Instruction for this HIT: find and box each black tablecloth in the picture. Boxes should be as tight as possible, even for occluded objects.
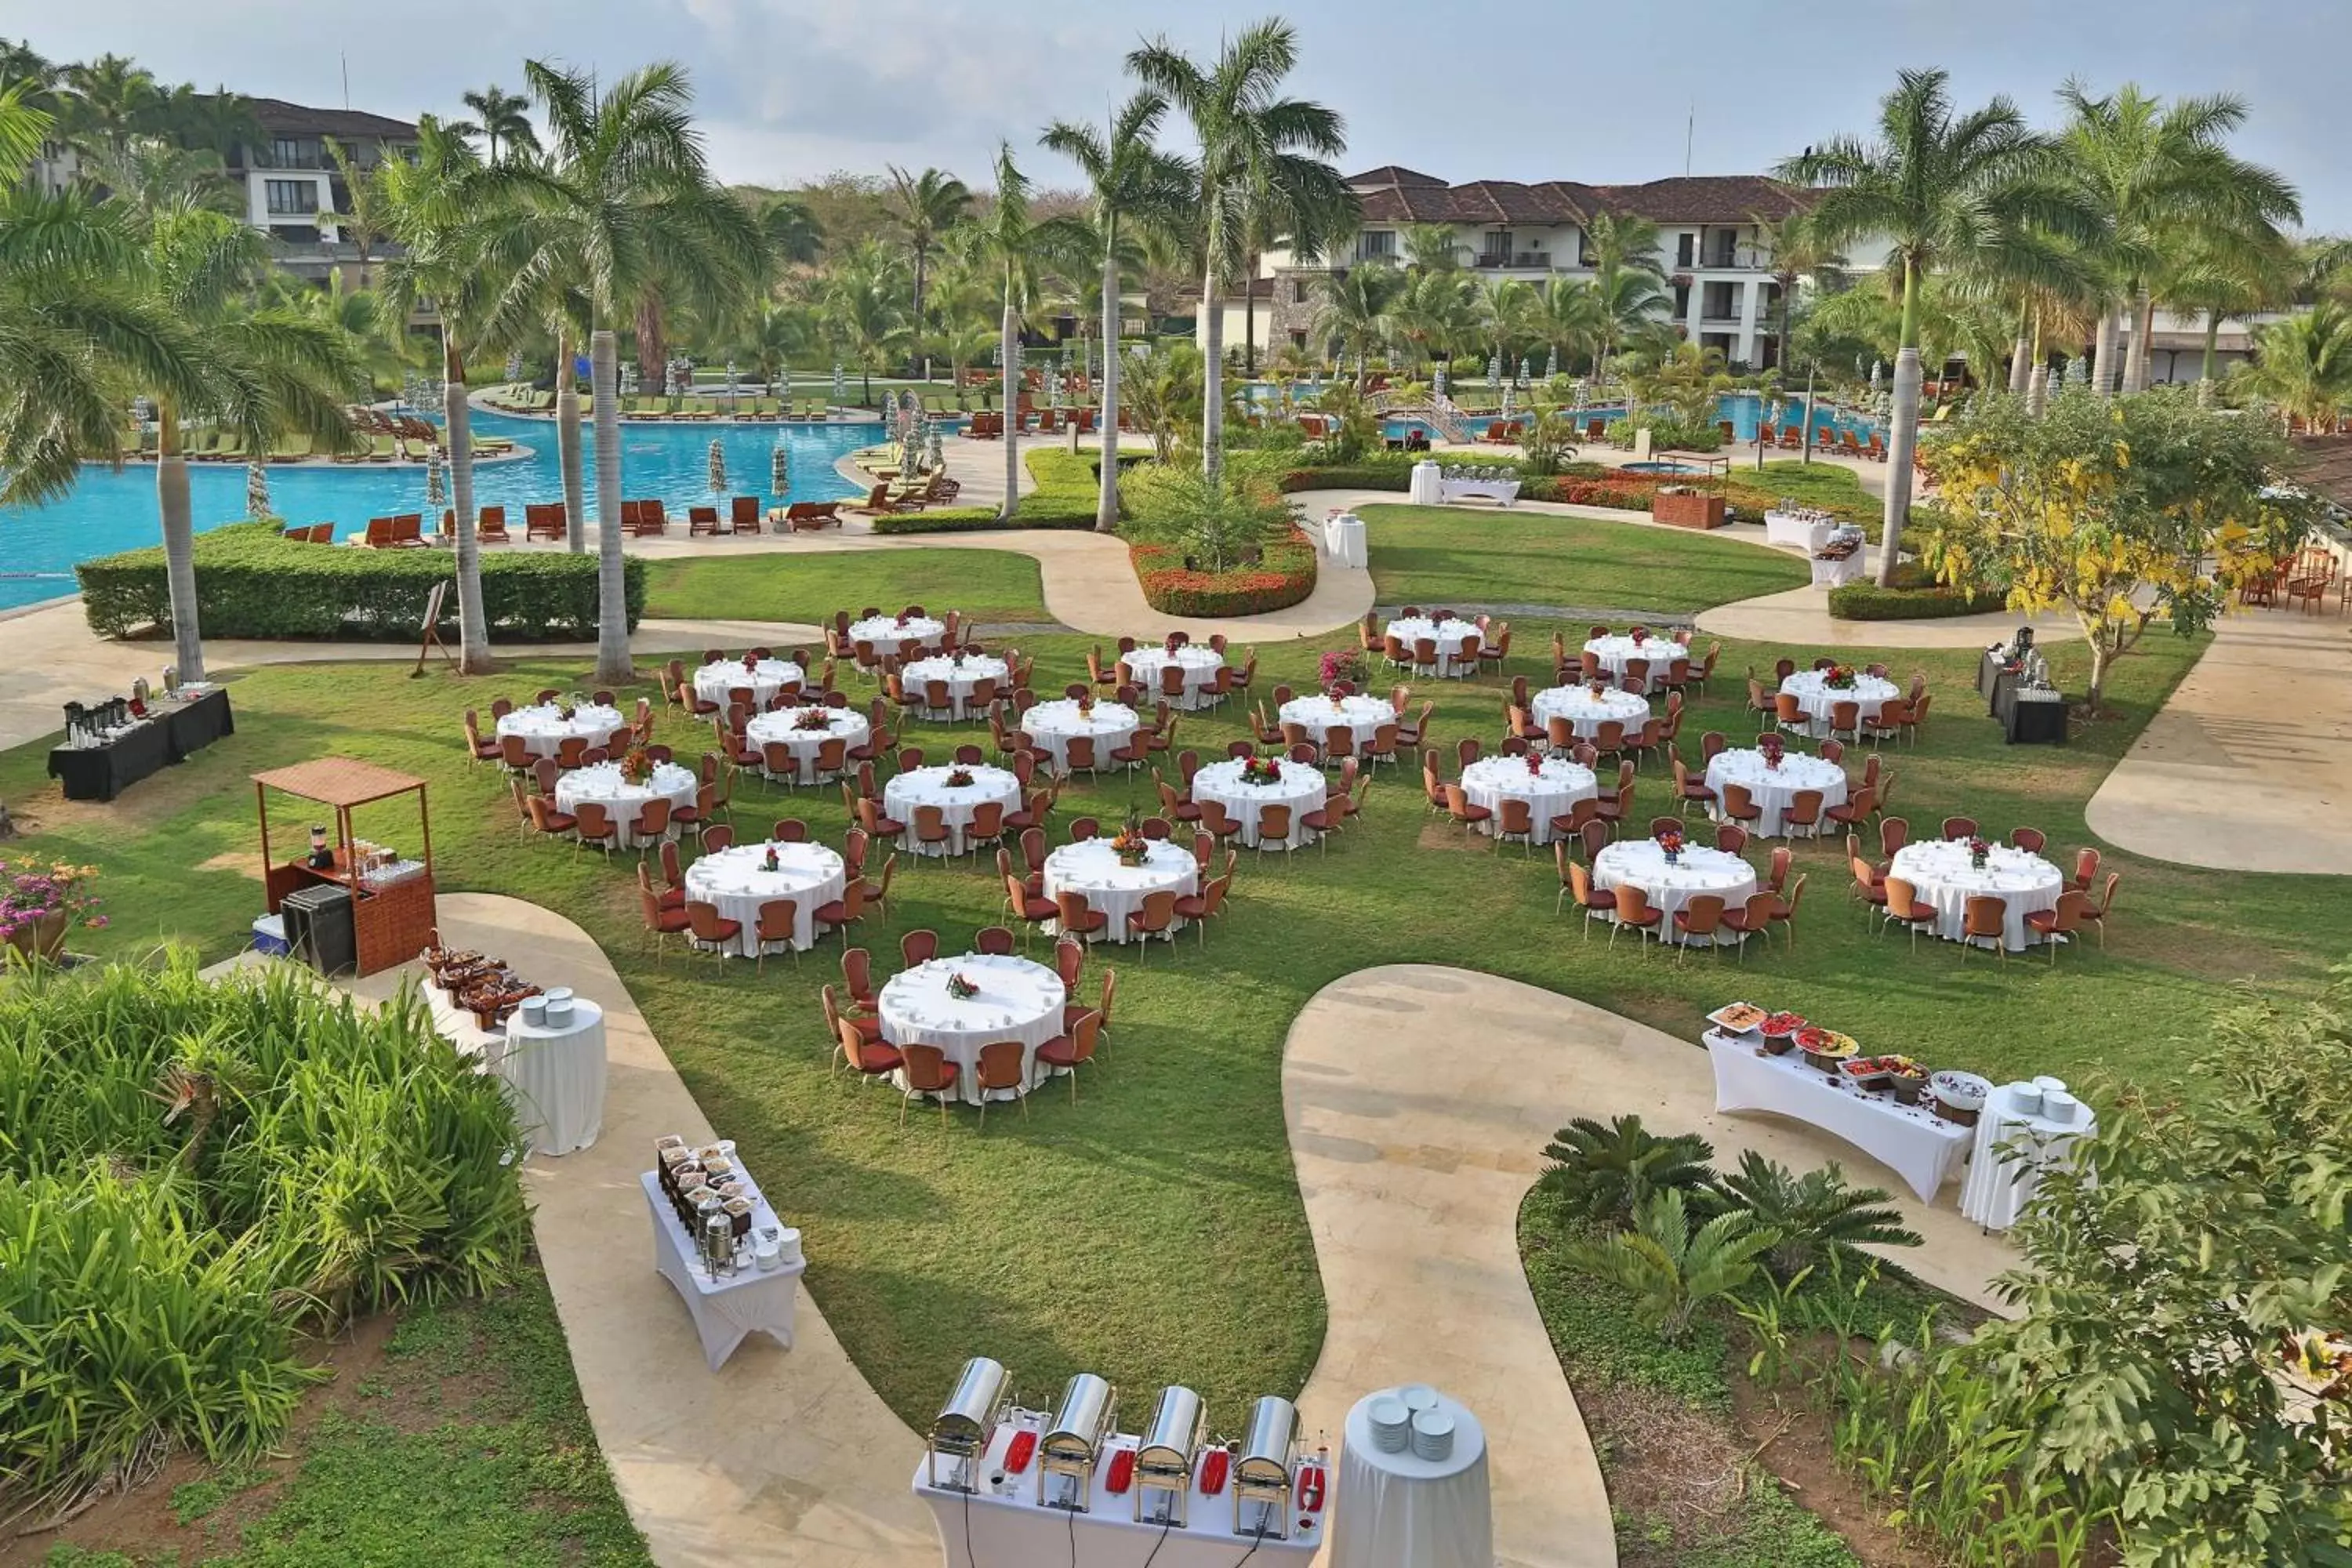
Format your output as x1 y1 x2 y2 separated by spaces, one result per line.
1995 685 2067 746
46 688 235 801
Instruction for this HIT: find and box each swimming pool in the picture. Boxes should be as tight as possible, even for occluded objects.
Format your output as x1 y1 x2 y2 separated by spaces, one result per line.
1379 392 1877 447
0 408 880 613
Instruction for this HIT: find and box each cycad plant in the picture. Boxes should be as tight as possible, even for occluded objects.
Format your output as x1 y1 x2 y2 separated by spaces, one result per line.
1715 1149 1923 1282
1566 1189 1777 1341
1541 1114 1716 1229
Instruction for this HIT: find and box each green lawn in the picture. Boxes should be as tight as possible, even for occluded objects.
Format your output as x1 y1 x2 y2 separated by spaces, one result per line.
641 547 1051 626
1731 459 1879 517
1363 503 1811 615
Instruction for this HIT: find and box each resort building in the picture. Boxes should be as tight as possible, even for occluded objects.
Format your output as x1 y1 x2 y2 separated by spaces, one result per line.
220 98 417 287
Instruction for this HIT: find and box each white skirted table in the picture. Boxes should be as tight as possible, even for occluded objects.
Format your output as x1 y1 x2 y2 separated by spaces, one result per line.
884 764 1024 856
1581 636 1676 691
1022 699 1139 776
1459 756 1598 844
500 1000 608 1156
1530 684 1651 741
681 841 846 955
1323 510 1368 567
1192 757 1327 849
1042 839 1199 944
1704 1029 1971 1201
1779 670 1898 738
1385 616 1482 677
640 1171 804 1371
1593 841 1758 945
1409 460 1520 506
1812 554 1867 588
1704 750 1849 837
554 761 697 848
1280 692 1393 750
1330 1388 1493 1568
1889 840 2065 953
1959 1083 2098 1230
694 657 805 709
1763 509 1838 553
899 655 1007 720
495 702 626 760
846 614 942 658
743 706 869 785
879 953 1067 1105
1120 646 1225 710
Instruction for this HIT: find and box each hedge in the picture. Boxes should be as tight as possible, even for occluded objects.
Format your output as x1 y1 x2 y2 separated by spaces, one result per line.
1131 524 1318 617
872 447 1104 535
76 521 645 641
1828 562 2009 621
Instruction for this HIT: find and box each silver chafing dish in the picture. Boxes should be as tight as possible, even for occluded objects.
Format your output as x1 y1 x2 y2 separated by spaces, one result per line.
1132 1385 1205 1527
1233 1394 1298 1539
1038 1373 1117 1512
927 1357 1011 1492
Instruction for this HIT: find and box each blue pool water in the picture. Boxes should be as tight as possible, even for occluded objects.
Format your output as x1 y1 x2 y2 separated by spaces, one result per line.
1373 392 1878 447
0 408 880 612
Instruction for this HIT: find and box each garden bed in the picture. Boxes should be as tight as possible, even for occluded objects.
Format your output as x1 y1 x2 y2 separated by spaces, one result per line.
1829 562 2008 621
1131 524 1319 616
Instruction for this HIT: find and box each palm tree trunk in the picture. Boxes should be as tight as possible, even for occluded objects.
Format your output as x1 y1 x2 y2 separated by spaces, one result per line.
555 333 586 552
2124 284 2154 394
2092 309 2118 401
913 245 929 383
155 403 205 684
999 292 1020 523
2198 311 2222 405
442 335 492 674
634 294 666 390
1243 252 1258 376
1200 260 1225 486
1776 278 1794 372
1876 260 1922 590
590 328 631 685
1096 239 1121 534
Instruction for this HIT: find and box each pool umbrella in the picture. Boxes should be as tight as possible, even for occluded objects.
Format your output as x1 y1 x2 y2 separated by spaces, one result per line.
1486 350 1501 390
1870 359 1884 393
770 435 789 497
1432 362 1447 398
2065 355 2087 387
504 348 524 383
725 360 739 414
926 425 944 471
708 438 727 493
1501 382 1515 417
832 361 846 409
1545 345 1559 381
1519 355 1533 387
245 459 270 520
779 366 790 413
425 445 445 510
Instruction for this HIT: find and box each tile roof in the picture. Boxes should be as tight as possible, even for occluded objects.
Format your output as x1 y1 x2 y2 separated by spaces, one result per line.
245 96 418 142
1348 172 1813 227
1345 165 1448 187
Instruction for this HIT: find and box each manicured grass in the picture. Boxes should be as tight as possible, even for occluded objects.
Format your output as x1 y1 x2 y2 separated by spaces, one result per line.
1363 503 1811 615
1733 459 1878 516
641 547 1050 626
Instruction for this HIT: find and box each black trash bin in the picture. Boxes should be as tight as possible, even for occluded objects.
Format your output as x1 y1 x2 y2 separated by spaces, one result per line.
281 884 357 977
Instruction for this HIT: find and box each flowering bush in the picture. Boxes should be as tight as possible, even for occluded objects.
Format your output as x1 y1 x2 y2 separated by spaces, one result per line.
1318 649 1368 689
1131 524 1318 617
0 859 105 942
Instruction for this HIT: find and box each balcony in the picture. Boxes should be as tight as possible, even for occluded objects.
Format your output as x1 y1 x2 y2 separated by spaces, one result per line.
1472 252 1553 270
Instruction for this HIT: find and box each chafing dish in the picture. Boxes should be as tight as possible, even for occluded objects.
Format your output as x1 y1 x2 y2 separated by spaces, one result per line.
1132 1385 1204 1527
1038 1373 1117 1512
927 1358 1011 1492
1233 1394 1298 1539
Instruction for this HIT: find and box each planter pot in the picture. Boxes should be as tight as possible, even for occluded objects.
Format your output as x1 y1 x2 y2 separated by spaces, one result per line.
5 910 69 964
1651 491 1726 530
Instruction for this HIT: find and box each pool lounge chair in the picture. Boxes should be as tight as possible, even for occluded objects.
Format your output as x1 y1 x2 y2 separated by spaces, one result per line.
688 505 727 536
848 481 924 517
1839 430 1864 457
477 507 511 543
525 503 566 542
731 495 763 533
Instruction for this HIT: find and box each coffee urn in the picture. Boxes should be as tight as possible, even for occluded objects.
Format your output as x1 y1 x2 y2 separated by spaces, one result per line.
926 1357 1011 1493
1233 1394 1299 1540
1038 1373 1116 1512
1132 1385 1205 1528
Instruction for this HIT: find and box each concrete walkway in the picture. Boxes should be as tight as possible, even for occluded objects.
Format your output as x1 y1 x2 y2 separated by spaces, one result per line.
2087 608 2352 874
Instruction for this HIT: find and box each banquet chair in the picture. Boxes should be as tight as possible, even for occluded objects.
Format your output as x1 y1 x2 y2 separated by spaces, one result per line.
1191 830 1215 873
701 824 736 853
1824 786 1877 835
1773 694 1807 734
579 749 610 768
975 926 1017 956
462 713 501 768
1623 659 1650 693
753 901 802 974
1879 817 1910 858
490 697 516 720
532 757 561 797
964 800 1008 862
1492 799 1539 856
1036 1011 1102 1103
2024 889 2091 964
1673 756 1715 818
1770 660 1795 684
632 797 675 856
1896 692 1931 746
811 880 866 947
1139 817 1173 840
1765 845 1793 895
655 842 689 909
1719 782 1763 829
1828 702 1862 744
910 805 954 859
2080 871 2121 947
684 901 742 967
572 802 619 857
1126 891 1181 955
1671 895 1726 962
840 946 880 1015
1198 798 1242 849
1850 853 1890 920
1254 804 1296 862
1608 884 1663 952
1156 775 1203 826
535 688 563 704
1068 816 1101 841
812 737 849 787
1558 844 1607 924
2071 847 2101 891
1594 768 1637 837
1958 896 2009 964
859 852 898 923
901 929 939 970
1001 857 1059 939
1941 816 1979 841
2010 826 2047 854
974 1040 1030 1131
1718 891 1781 961
499 734 535 776
1860 697 1907 747
894 1044 956 1127
1714 822 1748 856
1171 874 1230 947
1878 877 1936 949
1110 728 1154 775
1443 784 1494 837
953 743 985 766
639 876 694 962
1411 638 1443 680
897 746 927 774
771 818 809 843
1818 740 1845 765
1646 815 1685 840
1700 730 1728 764
1287 742 1320 768
1062 735 1100 782
1056 891 1109 948
1782 789 1826 840
1766 873 1807 949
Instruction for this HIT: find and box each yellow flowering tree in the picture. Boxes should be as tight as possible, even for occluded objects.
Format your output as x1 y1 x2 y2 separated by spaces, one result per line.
1922 387 2317 711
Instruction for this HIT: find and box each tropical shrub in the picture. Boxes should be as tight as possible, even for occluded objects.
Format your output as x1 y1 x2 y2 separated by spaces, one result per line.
1131 525 1318 617
1565 1189 1775 1341
1712 1150 1922 1282
1601 416 1725 452
1828 559 2008 621
1542 1115 1717 1229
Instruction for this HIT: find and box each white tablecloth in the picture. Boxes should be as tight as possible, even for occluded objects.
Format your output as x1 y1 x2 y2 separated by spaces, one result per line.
1704 1030 1972 1201
495 702 626 759
1960 1082 2097 1230
899 654 1008 720
879 953 1065 1105
641 1171 804 1371
743 706 870 784
1121 645 1225 710
1041 839 1198 943
884 764 1023 856
1530 684 1652 741
1764 509 1838 553
682 841 845 954
1582 636 1675 691
1812 554 1867 588
1193 757 1327 848
1386 616 1482 677
1324 510 1368 568
1704 750 1848 837
1280 693 1393 750
1889 840 2065 953
554 761 697 848
1330 1388 1493 1568
694 657 805 709
1022 699 1138 775
1593 840 1758 943
1780 671 1898 737
847 614 943 658
1460 756 1598 844
1409 460 1520 506
502 1000 607 1155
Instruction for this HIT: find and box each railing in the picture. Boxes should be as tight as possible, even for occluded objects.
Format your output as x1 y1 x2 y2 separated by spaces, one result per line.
1363 387 1472 442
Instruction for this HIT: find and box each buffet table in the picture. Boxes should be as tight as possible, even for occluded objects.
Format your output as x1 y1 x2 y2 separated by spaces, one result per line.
1959 1083 2097 1231
1704 1029 1971 1201
1763 509 1838 553
1323 510 1368 568
641 1171 804 1371
419 979 608 1156
1407 461 1519 506
1811 553 1867 588
48 688 235 802
1330 1388 1492 1568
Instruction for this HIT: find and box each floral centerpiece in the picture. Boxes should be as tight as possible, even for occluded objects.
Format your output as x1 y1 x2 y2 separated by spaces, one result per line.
1240 755 1282 786
1524 752 1544 776
622 746 653 786
1 859 105 961
944 768 976 788
1164 632 1185 655
945 971 979 1000
790 706 833 732
761 844 781 873
1656 826 1686 865
1109 811 1150 867
894 611 913 629
1758 733 1784 770
1968 836 1991 872
1076 689 1095 717
1628 626 1649 648
1318 648 1368 690
1823 663 1857 691
1588 677 1608 698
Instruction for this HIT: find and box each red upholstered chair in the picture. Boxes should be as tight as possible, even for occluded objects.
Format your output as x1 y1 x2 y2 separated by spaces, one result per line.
1671 893 1726 961
753 900 801 973
684 900 741 966
901 928 939 970
2010 826 2047 854
1035 1009 1102 1103
1714 822 1749 855
898 1045 960 1128
810 880 865 946
1562 851 1616 934
2078 871 2121 947
1719 781 1762 827
973 1039 1030 1131
975 926 1017 956
1443 782 1493 834
1609 883 1662 950
1053 935 1083 992
1056 891 1109 947
1717 890 1782 961
638 878 692 962
1942 815 1980 841
1879 816 1910 858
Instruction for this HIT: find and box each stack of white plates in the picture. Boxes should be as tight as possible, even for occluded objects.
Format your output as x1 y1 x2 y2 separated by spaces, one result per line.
2043 1090 2079 1125
1410 1407 1454 1461
1399 1384 1438 1414
1367 1397 1410 1453
543 987 575 1025
2011 1081 2043 1116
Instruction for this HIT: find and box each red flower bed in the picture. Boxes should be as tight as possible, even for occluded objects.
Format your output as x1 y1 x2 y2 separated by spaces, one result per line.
1526 472 1671 510
1131 524 1319 617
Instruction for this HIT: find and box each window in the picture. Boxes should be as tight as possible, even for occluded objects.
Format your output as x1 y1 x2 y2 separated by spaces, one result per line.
1289 328 1308 349
1701 281 1739 320
1355 230 1397 261
269 136 319 167
1291 279 1308 304
1675 232 1695 267
1671 281 1691 319
265 179 315 216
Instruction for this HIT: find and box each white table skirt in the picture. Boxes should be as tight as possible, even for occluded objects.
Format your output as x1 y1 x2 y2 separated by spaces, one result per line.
1889 841 2065 953
884 765 1024 856
683 842 845 954
1407 464 1521 506
495 703 626 759
1460 757 1597 844
1593 841 1758 944
554 762 697 848
1812 554 1867 588
1330 1388 1493 1568
1385 617 1480 677
1022 700 1139 775
1323 511 1368 568
744 707 870 784
1581 637 1675 691
1042 839 1198 944
901 655 1008 719
1705 1030 1972 1202
1530 684 1652 740
847 615 943 659
879 953 1066 1105
1120 648 1225 710
1704 750 1849 837
1280 694 1392 750
1193 759 1327 848
1779 671 1897 737
1959 1083 2097 1230
1764 510 1838 552
694 658 805 708
641 1171 804 1371
501 1001 608 1156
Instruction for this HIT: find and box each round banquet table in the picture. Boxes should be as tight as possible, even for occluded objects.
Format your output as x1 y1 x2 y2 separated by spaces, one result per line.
1959 1081 2098 1231
1192 757 1327 849
882 764 1023 856
879 953 1067 1105
1889 840 2064 952
694 657 805 709
846 614 944 659
495 702 626 760
1385 615 1482 677
1704 749 1849 837
743 706 870 785
499 999 606 1156
1021 699 1138 776
1041 839 1199 944
554 761 697 848
1581 635 1678 692
1120 645 1225 710
1279 692 1393 751
681 840 846 955
1778 670 1898 738
1530 684 1652 741
1458 756 1598 844
1330 1388 1494 1568
899 654 1007 720
1593 840 1759 945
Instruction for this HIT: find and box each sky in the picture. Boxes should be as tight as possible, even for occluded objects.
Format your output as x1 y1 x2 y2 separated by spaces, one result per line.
7 0 2345 231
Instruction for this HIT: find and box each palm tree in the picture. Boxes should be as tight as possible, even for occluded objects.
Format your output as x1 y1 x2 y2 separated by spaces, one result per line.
750 191 824 269
317 136 395 289
820 241 910 405
960 143 1082 521
1581 211 1669 373
1748 209 1844 372
1781 68 2096 584
1386 267 1481 376
1128 19 1351 485
1042 91 1193 532
883 165 972 381
1308 260 1400 382
1528 277 1610 376
58 53 159 162
488 60 767 684
2157 227 2297 396
459 84 538 165
172 88 263 166
1401 223 1463 274
731 297 815 401
2056 82 2299 397
2234 302 2352 431
1482 276 1544 379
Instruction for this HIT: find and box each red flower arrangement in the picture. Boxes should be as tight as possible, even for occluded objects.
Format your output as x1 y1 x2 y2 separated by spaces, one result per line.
1968 836 1991 870
1524 753 1544 776
790 706 833 731
1759 734 1785 770
946 971 979 1000
761 844 781 872
1656 827 1686 862
1240 755 1282 786
944 768 976 788
1824 664 1857 691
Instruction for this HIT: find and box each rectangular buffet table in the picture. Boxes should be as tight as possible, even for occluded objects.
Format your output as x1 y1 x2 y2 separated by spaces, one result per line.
641 1171 804 1371
1704 1030 1971 1201
47 688 234 800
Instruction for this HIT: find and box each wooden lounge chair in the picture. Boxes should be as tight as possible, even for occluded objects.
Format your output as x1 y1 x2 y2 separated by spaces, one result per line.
1864 433 1887 461
688 505 726 536
391 513 426 547
477 507 510 544
848 481 924 517
1840 430 1864 457
731 495 763 533
362 516 397 548
797 501 844 530
526 503 567 542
